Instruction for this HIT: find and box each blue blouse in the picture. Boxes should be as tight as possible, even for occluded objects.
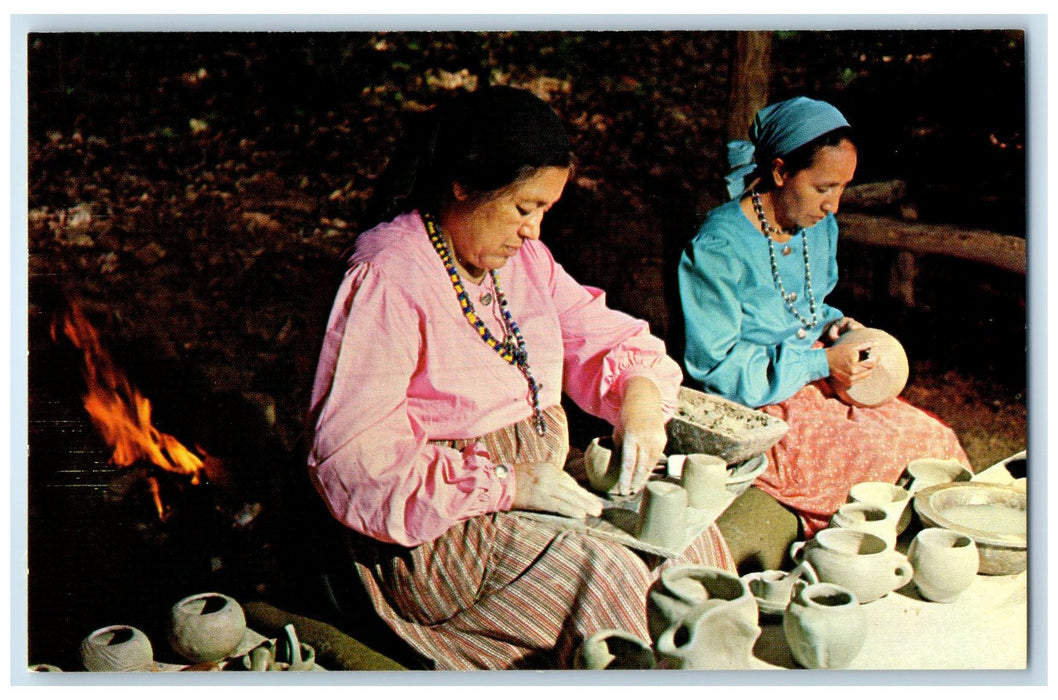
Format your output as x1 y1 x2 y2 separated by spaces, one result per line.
678 199 845 408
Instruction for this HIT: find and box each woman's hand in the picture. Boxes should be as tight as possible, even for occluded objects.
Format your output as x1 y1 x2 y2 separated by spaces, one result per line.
511 462 603 519
823 316 865 344
613 376 667 496
826 341 878 388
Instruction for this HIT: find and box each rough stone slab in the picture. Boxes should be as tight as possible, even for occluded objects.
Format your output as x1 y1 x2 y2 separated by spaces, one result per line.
665 387 789 465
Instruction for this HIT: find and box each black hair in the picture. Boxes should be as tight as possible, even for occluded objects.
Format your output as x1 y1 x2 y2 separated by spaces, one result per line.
368 86 575 223
755 126 856 192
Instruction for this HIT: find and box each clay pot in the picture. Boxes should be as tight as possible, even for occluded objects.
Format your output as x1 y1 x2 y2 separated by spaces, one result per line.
849 481 913 534
830 327 909 408
908 527 980 603
798 529 913 603
636 481 688 549
167 592 247 664
904 458 973 494
647 565 760 670
830 502 898 550
584 436 622 495
783 582 866 669
681 454 727 509
80 624 154 672
574 629 656 670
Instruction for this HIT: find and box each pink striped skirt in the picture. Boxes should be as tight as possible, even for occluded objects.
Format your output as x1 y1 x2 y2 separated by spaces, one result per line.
348 405 734 670
756 380 971 537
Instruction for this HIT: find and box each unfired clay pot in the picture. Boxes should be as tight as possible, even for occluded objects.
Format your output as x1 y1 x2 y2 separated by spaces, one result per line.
647 565 761 670
830 502 898 550
167 592 247 664
783 581 866 669
584 436 622 495
636 481 688 549
80 624 154 672
849 481 913 534
830 327 909 408
799 528 913 603
908 527 979 603
574 629 656 670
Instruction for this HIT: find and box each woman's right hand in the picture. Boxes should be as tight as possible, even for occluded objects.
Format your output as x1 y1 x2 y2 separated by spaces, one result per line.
826 342 878 388
512 462 603 519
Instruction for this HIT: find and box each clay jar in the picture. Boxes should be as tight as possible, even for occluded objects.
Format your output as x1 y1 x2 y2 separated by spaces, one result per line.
907 527 980 603
168 592 247 664
830 502 898 550
647 565 761 670
830 327 909 408
584 436 622 495
799 529 912 603
849 481 913 534
783 582 866 669
636 481 688 549
80 624 154 672
574 629 656 670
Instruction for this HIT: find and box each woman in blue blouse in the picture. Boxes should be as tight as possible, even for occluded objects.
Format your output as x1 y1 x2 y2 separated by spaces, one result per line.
679 97 969 568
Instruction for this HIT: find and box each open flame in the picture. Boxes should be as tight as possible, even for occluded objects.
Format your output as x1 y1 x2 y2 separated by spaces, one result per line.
51 302 204 495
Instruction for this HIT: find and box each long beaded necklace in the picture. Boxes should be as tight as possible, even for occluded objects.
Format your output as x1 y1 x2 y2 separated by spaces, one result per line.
750 190 819 339
423 212 546 436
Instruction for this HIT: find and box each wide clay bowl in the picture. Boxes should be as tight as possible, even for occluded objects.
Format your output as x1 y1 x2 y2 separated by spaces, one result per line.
830 328 909 408
913 482 1026 575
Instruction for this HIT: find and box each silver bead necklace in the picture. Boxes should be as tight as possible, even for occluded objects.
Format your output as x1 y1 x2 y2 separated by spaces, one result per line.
751 190 818 339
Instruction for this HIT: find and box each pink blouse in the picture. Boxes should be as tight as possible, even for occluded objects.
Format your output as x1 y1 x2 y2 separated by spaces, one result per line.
307 212 682 546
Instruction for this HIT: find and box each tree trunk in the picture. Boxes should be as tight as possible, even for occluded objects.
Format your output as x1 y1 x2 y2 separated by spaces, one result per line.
727 32 774 142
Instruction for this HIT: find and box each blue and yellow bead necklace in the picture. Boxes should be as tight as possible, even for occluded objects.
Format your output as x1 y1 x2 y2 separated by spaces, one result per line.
423 212 546 436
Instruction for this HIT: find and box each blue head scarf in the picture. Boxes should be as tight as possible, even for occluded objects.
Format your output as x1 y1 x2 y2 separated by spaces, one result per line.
725 97 850 199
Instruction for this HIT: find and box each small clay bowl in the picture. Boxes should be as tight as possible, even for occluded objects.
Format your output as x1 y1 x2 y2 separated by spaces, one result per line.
80 624 155 672
168 592 247 664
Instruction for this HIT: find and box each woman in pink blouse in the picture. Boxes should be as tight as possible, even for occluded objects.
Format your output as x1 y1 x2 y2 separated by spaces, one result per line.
307 87 733 670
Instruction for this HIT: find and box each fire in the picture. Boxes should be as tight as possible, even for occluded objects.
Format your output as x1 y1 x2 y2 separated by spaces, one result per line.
51 302 204 488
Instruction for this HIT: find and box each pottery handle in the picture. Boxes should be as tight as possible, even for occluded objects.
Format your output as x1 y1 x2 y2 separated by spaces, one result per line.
890 553 914 589
798 559 819 585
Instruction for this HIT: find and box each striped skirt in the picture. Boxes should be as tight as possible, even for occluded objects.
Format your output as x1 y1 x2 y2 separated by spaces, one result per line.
756 379 971 537
347 405 735 670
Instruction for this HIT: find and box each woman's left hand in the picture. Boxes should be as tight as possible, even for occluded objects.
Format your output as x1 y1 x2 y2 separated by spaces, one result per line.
823 316 865 344
613 376 667 496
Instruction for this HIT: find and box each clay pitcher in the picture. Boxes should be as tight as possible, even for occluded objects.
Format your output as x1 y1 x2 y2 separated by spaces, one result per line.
848 481 913 534
168 592 247 664
907 527 980 603
783 581 866 669
647 565 760 670
800 529 913 603
574 629 656 670
829 502 898 550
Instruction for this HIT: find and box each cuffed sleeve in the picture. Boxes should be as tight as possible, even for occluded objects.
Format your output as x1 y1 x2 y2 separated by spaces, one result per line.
532 244 682 424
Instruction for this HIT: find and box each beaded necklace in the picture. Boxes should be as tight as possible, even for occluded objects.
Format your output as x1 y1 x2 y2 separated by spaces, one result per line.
750 190 819 339
423 212 546 436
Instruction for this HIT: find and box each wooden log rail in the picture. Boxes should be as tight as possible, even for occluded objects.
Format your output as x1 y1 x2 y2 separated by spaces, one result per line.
838 212 1027 276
